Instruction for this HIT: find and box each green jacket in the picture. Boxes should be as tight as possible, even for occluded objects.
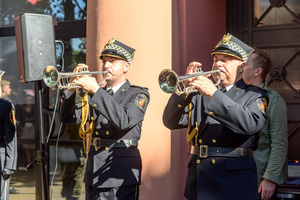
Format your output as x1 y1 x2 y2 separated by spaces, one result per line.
253 82 288 185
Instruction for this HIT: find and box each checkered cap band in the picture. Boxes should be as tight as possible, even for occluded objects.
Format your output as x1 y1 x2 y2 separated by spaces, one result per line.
103 44 133 62
213 33 253 62
216 41 247 61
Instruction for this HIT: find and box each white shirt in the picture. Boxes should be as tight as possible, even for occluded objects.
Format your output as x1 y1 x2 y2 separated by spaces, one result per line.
106 81 126 94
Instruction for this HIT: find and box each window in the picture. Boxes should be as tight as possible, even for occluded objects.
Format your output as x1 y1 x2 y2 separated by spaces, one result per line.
0 1 87 199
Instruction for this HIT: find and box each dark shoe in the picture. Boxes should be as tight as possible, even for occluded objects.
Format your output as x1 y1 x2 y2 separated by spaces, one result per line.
9 187 20 194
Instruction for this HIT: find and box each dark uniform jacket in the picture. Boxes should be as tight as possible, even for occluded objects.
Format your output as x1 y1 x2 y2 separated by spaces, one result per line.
59 80 150 188
0 99 17 199
0 99 17 171
163 79 268 200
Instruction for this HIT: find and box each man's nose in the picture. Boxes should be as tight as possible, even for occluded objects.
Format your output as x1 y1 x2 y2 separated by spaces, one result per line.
212 63 220 69
103 62 110 69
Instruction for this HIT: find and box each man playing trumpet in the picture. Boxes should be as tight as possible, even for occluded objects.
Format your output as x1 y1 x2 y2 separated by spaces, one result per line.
163 33 268 200
59 38 150 200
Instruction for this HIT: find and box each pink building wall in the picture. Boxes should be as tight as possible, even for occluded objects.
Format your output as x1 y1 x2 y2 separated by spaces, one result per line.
171 1 226 199
86 1 225 199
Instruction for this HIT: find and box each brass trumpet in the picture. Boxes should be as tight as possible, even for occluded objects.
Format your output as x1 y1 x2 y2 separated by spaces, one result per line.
43 65 108 89
158 68 221 95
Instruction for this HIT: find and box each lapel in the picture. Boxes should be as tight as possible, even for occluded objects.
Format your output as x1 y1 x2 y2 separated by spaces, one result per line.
226 79 246 101
92 80 132 124
112 80 131 103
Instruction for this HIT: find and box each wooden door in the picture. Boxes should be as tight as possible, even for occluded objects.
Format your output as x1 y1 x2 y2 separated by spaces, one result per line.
227 0 300 184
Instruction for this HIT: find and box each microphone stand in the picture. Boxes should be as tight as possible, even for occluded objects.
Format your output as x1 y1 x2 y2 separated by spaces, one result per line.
34 80 49 200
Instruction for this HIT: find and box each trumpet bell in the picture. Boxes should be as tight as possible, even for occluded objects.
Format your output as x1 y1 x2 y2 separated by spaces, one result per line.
158 69 178 93
43 65 59 88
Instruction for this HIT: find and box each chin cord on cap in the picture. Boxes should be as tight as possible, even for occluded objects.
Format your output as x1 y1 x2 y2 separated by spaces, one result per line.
186 103 199 152
79 92 94 155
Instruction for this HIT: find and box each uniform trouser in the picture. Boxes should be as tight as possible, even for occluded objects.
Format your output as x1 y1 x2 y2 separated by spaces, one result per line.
184 156 258 200
0 148 10 200
0 179 10 200
86 185 139 200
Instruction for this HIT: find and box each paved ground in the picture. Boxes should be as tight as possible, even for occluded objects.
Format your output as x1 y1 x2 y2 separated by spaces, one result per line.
9 169 85 200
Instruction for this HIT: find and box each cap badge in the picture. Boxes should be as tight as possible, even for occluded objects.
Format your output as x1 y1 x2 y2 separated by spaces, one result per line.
222 33 232 43
107 38 115 45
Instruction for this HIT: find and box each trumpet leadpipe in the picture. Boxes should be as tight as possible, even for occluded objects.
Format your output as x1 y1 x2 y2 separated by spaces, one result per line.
158 68 221 95
43 65 108 89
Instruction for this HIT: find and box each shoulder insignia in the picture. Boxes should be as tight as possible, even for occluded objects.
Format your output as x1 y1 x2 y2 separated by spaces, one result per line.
10 109 16 125
256 97 267 115
135 93 149 111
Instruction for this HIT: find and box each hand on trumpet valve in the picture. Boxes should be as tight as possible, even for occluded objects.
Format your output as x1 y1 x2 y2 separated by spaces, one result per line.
184 62 203 86
74 63 89 72
71 64 89 81
74 75 100 94
189 75 217 98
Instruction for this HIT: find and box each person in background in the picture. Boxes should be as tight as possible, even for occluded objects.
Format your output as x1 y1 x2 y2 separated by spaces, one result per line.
60 123 86 200
163 33 268 200
242 48 288 200
0 80 12 102
58 38 150 200
0 70 18 199
19 95 35 166
1 77 20 195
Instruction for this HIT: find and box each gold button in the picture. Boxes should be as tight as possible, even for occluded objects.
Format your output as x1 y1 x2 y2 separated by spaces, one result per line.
212 159 216 164
60 99 63 103
93 104 97 108
178 104 182 108
95 131 99 135
209 111 214 116
106 131 110 135
105 147 109 151
199 139 202 144
122 88 125 91
196 159 200 164
212 139 216 143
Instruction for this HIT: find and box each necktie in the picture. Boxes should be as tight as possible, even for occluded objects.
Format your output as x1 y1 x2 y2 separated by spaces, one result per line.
220 87 227 93
107 88 114 95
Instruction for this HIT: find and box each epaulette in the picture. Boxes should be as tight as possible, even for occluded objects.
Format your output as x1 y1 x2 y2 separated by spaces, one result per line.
246 84 267 94
130 85 149 91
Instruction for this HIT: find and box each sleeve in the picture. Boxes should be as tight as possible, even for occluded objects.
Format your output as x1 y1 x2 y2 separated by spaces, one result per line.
58 91 82 124
89 87 150 131
163 93 192 130
205 89 267 135
4 103 17 170
263 94 288 184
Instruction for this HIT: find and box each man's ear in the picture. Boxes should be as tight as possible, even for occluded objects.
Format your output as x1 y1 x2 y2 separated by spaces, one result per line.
237 63 244 73
239 64 244 73
255 68 263 77
124 62 130 73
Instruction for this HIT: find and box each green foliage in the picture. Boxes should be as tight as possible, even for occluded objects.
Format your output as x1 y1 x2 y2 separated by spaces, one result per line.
0 0 87 26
